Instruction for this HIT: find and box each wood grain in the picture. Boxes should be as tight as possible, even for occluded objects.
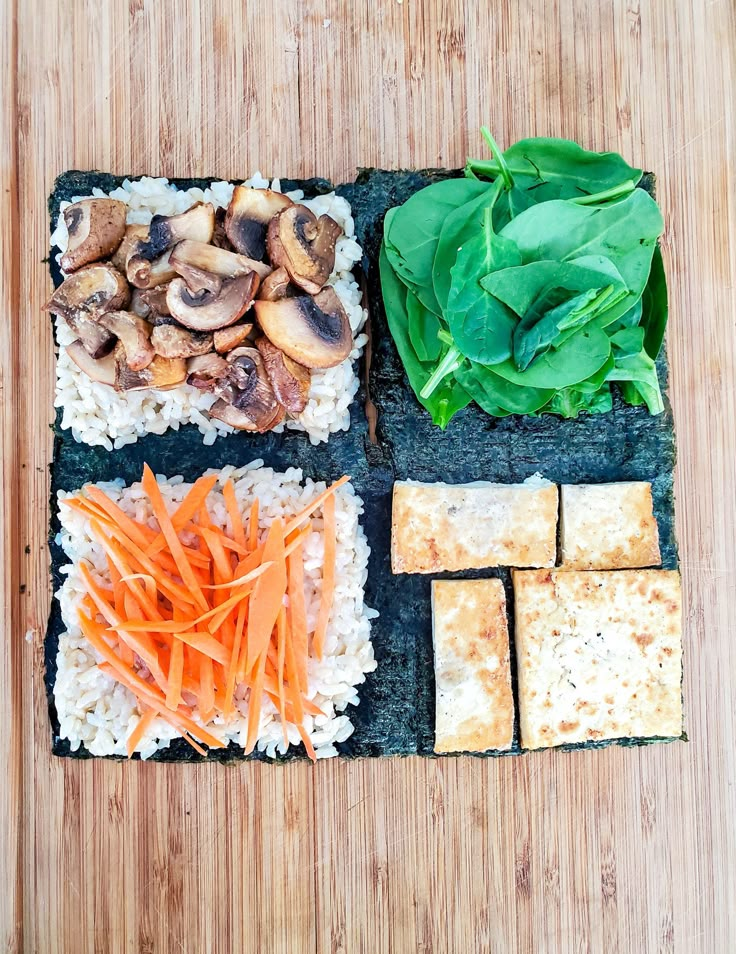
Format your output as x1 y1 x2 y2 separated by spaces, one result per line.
2 1 735 951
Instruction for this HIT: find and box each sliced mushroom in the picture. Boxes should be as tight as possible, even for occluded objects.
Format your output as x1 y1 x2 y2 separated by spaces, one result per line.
213 323 253 353
151 321 213 359
170 239 272 281
186 353 230 390
111 224 148 273
266 205 341 294
45 263 130 357
65 339 116 386
113 344 187 391
257 266 296 302
212 207 234 250
98 311 155 371
208 347 282 431
166 272 259 331
127 203 214 288
136 285 171 318
253 287 352 369
60 199 127 272
224 187 293 260
256 336 310 414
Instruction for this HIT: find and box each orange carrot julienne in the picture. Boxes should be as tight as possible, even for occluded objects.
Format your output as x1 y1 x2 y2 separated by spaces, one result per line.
126 707 158 758
223 480 246 548
144 474 219 557
141 465 209 613
287 540 309 689
276 607 288 745
244 518 287 670
312 493 336 660
283 476 349 537
248 498 259 551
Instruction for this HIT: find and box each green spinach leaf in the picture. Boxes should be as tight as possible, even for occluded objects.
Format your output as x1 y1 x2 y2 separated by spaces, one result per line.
640 246 668 358
491 325 612 389
606 327 664 415
432 185 498 311
445 204 521 365
406 290 443 362
456 362 553 415
466 136 643 203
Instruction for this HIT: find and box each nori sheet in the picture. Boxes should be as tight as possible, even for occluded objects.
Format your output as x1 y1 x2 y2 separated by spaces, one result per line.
46 169 680 762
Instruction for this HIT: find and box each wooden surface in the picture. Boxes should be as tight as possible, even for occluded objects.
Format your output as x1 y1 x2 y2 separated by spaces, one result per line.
2 1 735 951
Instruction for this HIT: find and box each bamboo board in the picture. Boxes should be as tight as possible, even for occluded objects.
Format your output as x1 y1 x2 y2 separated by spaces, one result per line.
2 2 735 951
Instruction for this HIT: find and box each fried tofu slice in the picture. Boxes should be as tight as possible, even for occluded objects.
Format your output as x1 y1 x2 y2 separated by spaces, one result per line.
513 569 683 750
391 477 558 573
560 481 661 570
432 579 514 753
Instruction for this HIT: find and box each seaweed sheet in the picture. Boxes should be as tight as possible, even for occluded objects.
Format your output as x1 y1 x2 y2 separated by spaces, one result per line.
46 170 680 762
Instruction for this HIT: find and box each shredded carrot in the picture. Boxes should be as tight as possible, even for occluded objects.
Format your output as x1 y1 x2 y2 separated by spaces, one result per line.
248 498 259 551
312 493 336 659
141 465 209 613
126 707 157 758
68 464 348 760
223 480 246 548
283 476 349 537
287 539 309 688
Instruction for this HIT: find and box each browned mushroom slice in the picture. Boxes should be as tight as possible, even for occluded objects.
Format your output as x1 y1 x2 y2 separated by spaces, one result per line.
45 263 131 358
212 207 234 251
60 199 128 272
166 272 259 331
65 339 116 386
256 336 310 414
98 311 155 371
111 224 148 273
257 266 297 302
213 322 253 354
113 344 187 391
136 285 171 318
208 347 282 431
186 353 230 390
127 203 215 288
266 205 341 294
253 286 352 369
151 321 213 359
170 239 272 281
224 187 293 260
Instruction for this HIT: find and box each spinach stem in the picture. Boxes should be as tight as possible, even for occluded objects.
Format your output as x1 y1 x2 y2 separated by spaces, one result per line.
420 345 463 399
480 127 514 189
570 179 637 205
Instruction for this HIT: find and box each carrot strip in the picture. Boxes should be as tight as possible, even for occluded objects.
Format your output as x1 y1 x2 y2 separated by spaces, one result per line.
244 650 267 754
223 480 246 548
80 564 166 688
312 493 336 659
245 518 287 670
283 476 349 537
199 652 215 722
125 708 157 758
201 528 234 583
89 521 163 621
223 599 247 719
276 607 288 744
287 540 309 688
163 629 230 666
248 498 259 551
297 724 317 762
103 524 199 608
141 465 209 612
144 474 220 557
180 732 207 757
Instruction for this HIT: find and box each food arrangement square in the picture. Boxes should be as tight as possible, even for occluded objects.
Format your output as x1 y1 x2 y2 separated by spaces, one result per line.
45 133 684 761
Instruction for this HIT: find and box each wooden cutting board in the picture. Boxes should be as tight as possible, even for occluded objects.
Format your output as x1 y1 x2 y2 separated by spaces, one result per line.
2 1 734 951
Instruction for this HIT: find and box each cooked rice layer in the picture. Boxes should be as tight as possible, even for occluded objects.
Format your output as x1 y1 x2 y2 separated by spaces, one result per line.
53 462 377 760
51 175 367 448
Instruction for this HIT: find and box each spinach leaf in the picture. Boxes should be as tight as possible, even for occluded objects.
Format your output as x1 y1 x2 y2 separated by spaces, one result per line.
406 290 443 362
606 327 664 415
465 137 643 203
379 244 472 427
640 246 668 358
513 285 608 371
432 185 498 311
542 382 613 417
384 178 489 298
499 189 663 321
456 362 553 415
482 257 627 317
491 325 612 389
445 204 521 364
